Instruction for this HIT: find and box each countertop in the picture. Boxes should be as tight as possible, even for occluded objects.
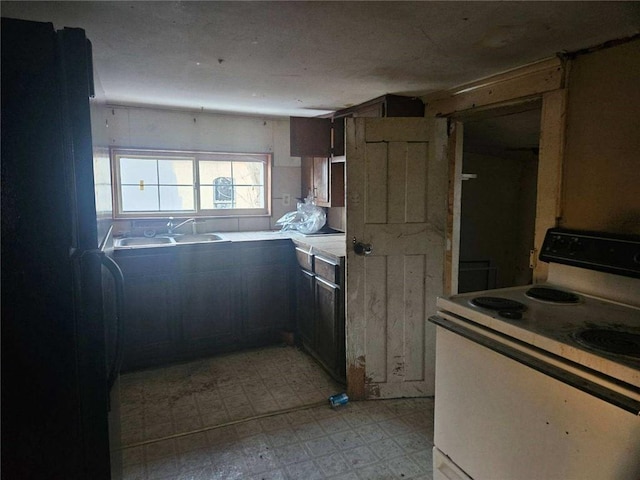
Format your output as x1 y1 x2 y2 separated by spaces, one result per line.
114 230 347 259
217 230 346 258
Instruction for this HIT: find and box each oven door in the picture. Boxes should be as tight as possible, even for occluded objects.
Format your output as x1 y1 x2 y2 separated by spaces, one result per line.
431 316 640 480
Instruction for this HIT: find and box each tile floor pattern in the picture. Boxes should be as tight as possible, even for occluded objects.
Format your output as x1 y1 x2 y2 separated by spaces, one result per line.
120 346 344 446
119 346 435 480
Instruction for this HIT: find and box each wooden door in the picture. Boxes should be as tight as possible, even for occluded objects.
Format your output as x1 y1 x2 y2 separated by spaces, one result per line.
345 117 448 399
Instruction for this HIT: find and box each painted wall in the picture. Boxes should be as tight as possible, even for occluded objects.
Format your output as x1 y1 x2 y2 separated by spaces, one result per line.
460 151 538 290
104 106 301 233
562 39 640 234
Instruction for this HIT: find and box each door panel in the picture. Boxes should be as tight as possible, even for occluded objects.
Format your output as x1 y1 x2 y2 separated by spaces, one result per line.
346 117 447 399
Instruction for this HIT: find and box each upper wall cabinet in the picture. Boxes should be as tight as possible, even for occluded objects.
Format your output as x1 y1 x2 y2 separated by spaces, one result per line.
336 94 425 119
290 117 332 157
290 94 425 159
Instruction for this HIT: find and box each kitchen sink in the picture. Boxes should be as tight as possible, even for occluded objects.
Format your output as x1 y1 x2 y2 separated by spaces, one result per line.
171 233 227 243
116 237 174 247
115 233 228 248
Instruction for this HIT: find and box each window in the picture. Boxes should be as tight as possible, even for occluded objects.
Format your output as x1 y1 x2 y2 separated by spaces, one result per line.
111 148 271 218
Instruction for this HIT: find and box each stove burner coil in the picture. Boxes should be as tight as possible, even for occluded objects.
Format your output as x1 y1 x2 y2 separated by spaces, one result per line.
526 287 580 304
471 296 526 311
574 329 640 358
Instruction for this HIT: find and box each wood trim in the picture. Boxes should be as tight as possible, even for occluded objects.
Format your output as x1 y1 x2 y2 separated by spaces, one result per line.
533 89 567 282
345 117 367 400
445 121 463 295
425 57 563 117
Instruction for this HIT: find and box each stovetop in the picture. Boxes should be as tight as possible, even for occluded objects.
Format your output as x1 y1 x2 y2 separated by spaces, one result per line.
437 228 640 387
437 283 640 388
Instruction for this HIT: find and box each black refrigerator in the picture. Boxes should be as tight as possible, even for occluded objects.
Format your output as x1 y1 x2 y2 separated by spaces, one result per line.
1 18 124 479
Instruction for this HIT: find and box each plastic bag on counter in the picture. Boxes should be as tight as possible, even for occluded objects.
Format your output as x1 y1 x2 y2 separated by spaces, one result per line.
276 194 326 234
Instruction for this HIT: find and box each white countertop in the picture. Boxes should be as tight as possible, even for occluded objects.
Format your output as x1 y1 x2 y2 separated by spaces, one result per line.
214 230 347 258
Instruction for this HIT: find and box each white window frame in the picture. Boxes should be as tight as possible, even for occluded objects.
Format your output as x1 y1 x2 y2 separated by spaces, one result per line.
111 147 272 219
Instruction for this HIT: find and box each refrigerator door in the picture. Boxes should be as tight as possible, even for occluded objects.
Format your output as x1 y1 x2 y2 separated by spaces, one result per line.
58 25 114 478
1 18 112 479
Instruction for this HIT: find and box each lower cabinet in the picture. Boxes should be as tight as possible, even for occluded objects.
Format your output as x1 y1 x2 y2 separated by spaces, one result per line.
122 273 176 369
294 247 346 382
315 277 340 372
116 240 294 371
178 268 240 353
296 268 315 346
241 264 292 343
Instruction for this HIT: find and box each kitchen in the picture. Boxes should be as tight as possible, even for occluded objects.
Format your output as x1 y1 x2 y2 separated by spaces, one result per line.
2 2 640 480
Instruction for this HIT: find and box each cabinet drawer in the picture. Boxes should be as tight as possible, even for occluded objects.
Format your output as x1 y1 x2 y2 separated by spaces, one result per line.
314 255 340 284
295 247 314 271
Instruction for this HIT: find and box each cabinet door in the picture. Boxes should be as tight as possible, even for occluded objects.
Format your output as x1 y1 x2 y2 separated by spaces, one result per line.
178 269 239 354
332 117 345 157
301 156 313 200
313 156 330 206
296 268 315 347
290 117 331 156
315 276 340 371
122 274 175 370
241 264 292 342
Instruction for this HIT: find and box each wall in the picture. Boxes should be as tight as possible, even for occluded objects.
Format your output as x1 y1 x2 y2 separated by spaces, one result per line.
561 39 640 234
460 151 538 289
104 106 300 233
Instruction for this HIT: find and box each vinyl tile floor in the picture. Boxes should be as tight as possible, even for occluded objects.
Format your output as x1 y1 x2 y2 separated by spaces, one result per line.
119 346 435 480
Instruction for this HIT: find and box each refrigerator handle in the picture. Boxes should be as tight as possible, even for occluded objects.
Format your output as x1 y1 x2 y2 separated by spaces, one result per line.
100 253 125 391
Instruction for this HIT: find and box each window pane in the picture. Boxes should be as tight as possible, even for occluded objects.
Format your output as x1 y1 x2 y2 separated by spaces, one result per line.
120 157 158 184
121 185 160 211
234 186 264 208
113 148 270 216
200 184 215 209
158 159 194 185
159 185 194 211
199 161 232 186
233 161 264 185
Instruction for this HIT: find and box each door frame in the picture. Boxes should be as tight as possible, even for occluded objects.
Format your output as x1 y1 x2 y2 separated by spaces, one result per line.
425 57 568 294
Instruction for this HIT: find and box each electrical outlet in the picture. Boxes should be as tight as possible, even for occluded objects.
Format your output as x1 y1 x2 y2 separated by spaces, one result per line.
282 193 291 206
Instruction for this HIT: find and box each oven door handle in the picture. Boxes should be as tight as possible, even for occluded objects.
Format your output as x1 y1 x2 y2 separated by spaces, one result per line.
429 315 640 416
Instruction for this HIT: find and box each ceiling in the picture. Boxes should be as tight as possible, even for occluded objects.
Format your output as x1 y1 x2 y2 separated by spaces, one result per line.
3 1 639 118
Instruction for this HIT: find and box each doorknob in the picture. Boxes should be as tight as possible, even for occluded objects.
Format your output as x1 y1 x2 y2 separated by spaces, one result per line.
353 237 372 256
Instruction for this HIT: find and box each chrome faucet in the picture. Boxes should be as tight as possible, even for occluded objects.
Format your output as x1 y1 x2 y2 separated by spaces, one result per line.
167 217 195 234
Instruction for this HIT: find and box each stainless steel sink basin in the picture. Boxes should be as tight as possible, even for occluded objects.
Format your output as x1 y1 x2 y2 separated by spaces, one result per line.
171 233 226 243
116 237 175 247
115 233 228 248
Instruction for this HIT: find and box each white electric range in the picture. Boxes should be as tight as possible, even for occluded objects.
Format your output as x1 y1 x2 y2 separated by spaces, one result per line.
431 229 640 480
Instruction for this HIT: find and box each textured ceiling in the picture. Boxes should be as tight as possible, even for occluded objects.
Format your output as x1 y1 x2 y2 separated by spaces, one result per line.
3 1 639 117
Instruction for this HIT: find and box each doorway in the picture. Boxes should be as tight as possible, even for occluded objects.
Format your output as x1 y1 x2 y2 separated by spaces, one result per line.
457 104 541 293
